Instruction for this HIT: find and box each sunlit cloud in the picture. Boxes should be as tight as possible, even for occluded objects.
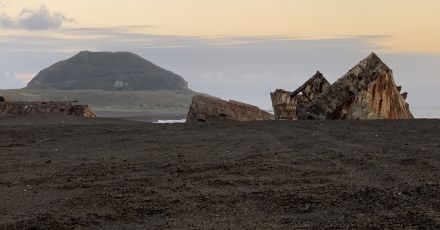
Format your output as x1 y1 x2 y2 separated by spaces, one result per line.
14 72 34 82
0 0 8 8
0 5 75 30
0 72 34 89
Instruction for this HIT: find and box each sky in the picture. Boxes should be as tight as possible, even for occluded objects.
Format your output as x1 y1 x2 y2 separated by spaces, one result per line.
0 0 439 115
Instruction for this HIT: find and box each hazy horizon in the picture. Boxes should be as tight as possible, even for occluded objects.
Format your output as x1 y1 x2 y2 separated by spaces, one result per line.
1 0 439 113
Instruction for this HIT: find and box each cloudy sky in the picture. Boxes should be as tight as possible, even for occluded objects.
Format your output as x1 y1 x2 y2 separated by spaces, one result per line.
0 0 439 114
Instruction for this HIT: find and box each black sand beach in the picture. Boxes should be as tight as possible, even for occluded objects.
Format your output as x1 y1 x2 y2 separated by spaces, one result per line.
1 117 440 229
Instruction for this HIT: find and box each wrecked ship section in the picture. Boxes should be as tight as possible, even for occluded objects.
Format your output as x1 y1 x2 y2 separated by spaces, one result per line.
272 53 414 120
271 71 330 120
186 95 273 122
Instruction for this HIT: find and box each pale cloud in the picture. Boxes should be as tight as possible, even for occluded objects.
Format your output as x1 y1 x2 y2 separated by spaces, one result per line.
14 72 34 83
0 0 8 8
1 1 438 52
0 5 75 30
0 72 33 89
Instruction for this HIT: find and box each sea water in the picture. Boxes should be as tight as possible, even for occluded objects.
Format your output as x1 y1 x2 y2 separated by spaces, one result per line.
411 107 440 119
154 119 186 124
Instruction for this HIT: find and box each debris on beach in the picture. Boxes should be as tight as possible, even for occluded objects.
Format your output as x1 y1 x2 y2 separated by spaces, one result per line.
0 100 97 118
272 53 414 120
271 71 330 120
186 95 272 122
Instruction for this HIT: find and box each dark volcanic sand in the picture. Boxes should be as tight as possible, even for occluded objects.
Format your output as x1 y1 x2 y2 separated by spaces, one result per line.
1 117 440 229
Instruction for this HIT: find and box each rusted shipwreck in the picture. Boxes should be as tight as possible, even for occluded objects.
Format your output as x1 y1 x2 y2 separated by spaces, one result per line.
0 100 96 118
187 95 272 122
271 71 330 120
271 53 414 120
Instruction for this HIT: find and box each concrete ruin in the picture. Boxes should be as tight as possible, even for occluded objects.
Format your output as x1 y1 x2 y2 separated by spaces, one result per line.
0 100 97 118
187 95 273 122
272 53 414 120
271 71 330 120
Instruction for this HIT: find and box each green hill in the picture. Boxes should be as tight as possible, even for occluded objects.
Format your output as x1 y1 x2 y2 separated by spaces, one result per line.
27 51 188 91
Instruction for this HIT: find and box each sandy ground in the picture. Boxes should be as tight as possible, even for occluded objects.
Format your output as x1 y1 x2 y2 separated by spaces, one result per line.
1 116 440 229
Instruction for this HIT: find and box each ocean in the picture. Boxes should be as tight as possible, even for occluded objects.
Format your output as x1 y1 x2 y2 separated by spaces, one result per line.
411 107 440 119
154 119 186 124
